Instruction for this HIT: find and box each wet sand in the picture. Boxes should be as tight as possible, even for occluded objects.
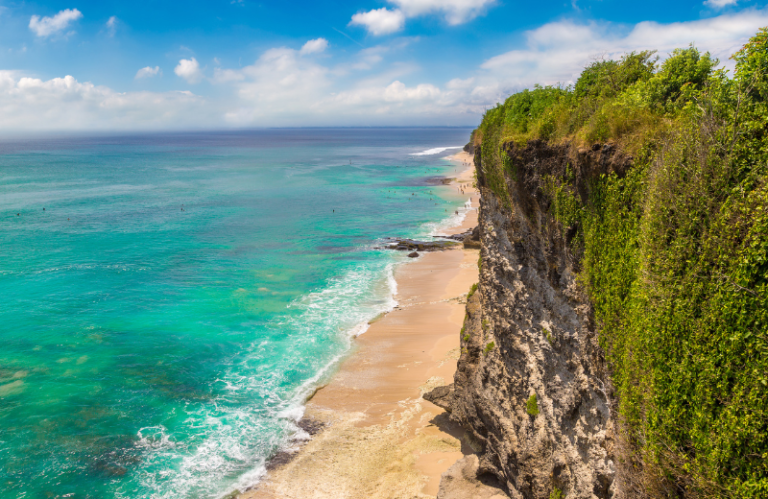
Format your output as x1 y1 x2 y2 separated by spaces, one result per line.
241 150 478 499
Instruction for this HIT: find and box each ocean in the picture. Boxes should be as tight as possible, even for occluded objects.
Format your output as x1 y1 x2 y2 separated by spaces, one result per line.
0 128 474 499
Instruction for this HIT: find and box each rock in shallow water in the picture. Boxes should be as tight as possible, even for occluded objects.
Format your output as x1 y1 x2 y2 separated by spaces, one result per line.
380 237 459 252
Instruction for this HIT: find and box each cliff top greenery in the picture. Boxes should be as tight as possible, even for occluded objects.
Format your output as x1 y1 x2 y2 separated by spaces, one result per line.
476 42 720 154
474 28 768 498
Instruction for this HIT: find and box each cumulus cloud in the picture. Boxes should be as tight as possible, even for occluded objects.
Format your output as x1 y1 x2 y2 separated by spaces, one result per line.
705 0 739 8
175 58 203 84
5 10 768 130
29 8 83 38
349 0 495 36
350 8 406 36
135 66 161 79
220 46 331 124
300 38 329 55
388 0 496 25
0 71 210 131
480 10 768 95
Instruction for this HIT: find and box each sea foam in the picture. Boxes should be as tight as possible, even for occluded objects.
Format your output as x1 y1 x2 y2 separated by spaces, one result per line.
410 146 463 156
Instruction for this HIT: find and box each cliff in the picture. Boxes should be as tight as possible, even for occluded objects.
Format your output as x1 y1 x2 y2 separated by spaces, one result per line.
430 142 628 499
428 28 768 499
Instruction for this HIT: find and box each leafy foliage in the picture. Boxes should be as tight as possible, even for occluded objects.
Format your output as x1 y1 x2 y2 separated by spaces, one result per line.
645 46 717 110
484 341 495 355
474 28 768 497
526 394 539 416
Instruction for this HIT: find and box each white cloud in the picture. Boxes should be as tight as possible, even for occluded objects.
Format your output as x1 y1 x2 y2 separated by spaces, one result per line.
175 58 203 84
212 68 245 83
383 80 440 101
480 10 768 96
4 10 768 130
349 0 495 37
220 47 331 123
29 8 83 38
0 71 210 131
705 0 739 8
388 0 495 25
350 8 406 36
135 66 161 79
106 16 118 36
300 38 329 55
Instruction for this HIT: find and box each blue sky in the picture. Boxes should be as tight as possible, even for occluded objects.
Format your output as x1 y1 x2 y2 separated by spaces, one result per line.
0 0 766 131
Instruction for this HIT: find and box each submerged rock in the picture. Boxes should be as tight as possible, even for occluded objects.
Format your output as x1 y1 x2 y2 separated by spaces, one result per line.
380 237 459 252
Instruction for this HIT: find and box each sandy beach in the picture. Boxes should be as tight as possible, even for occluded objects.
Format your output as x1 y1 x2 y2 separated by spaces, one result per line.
240 150 478 499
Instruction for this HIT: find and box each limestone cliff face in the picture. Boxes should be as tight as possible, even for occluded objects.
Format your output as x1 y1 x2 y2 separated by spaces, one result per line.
441 141 634 499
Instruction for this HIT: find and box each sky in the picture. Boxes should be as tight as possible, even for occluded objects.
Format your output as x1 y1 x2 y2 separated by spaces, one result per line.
0 0 767 132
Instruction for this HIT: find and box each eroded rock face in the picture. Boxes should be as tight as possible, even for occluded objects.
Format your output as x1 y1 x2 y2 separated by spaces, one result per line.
437 455 507 499
446 143 621 499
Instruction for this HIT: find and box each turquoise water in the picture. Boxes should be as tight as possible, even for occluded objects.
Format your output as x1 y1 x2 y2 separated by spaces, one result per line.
0 128 473 499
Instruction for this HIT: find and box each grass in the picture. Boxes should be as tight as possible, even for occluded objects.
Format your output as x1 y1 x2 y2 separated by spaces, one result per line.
483 341 495 355
473 29 768 497
526 394 539 416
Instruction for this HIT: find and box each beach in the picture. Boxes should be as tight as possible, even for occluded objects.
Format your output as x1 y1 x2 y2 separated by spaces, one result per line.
241 150 478 499
0 129 480 499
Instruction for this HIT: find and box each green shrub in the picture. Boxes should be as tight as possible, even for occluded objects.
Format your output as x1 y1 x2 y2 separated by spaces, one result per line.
484 341 495 355
549 488 563 499
471 28 768 497
504 85 569 135
574 51 656 100
645 45 717 110
526 394 539 416
467 283 478 299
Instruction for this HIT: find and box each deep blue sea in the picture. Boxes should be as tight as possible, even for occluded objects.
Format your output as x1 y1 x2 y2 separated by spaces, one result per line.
0 128 474 499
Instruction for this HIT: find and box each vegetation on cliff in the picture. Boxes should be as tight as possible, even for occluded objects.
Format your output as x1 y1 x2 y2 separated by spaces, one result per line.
474 28 768 498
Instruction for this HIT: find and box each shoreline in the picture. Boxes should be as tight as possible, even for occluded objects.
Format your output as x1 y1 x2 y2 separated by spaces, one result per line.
239 150 478 499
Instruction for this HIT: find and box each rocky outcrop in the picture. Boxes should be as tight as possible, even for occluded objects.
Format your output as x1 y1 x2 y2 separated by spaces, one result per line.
423 384 454 413
432 226 481 249
380 237 459 252
427 141 631 499
463 225 481 249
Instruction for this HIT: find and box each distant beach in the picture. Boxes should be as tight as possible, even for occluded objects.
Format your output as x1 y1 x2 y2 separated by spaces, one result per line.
241 150 478 499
